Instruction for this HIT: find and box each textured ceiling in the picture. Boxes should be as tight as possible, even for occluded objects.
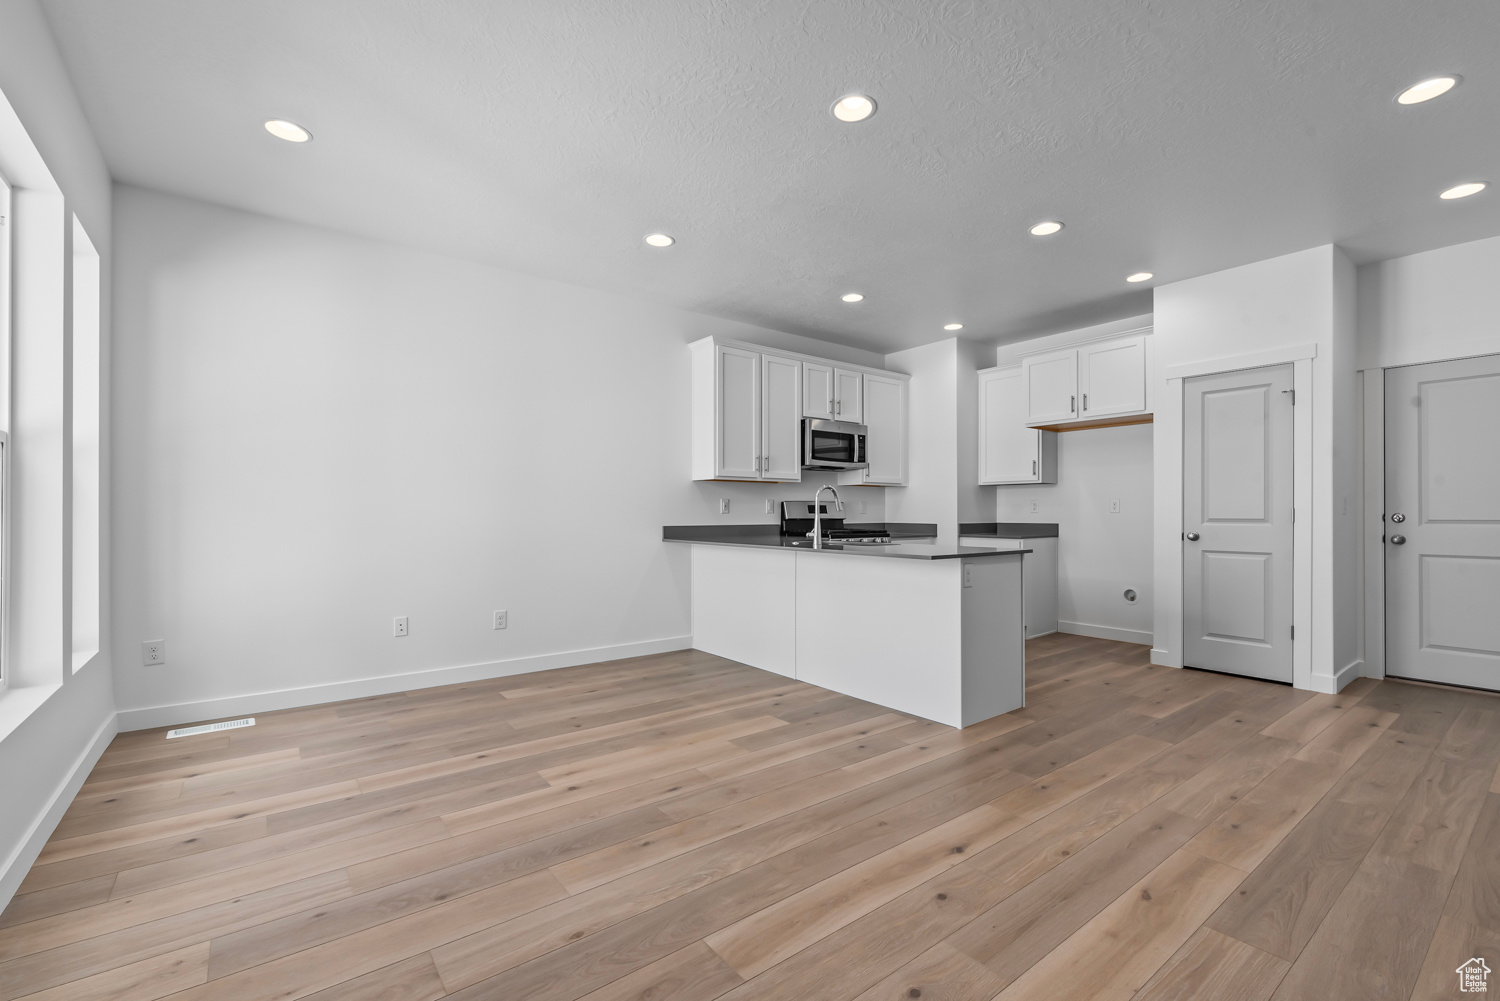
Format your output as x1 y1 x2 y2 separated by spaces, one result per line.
38 0 1500 352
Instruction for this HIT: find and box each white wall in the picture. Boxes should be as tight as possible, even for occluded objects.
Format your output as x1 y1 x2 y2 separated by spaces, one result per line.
0 0 116 911
883 339 957 540
1357 233 1500 371
994 424 1154 643
1152 244 1360 693
110 186 885 729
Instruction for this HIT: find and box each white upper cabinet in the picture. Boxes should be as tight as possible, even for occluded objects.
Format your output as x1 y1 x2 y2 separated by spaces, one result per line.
761 353 803 481
802 362 835 420
1023 348 1080 424
834 368 863 423
842 372 908 486
715 344 762 480
978 366 1057 484
692 340 802 481
692 337 905 484
1019 332 1150 428
1078 335 1147 419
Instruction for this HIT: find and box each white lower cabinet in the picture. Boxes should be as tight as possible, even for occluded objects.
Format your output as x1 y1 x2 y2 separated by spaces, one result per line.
960 536 1059 638
978 366 1057 484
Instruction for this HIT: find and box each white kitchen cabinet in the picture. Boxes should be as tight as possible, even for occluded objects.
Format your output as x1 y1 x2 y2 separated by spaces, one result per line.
693 336 906 485
691 340 802 481
761 353 803 480
714 344 761 479
834 368 863 423
1020 333 1149 428
978 366 1057 484
959 535 1059 638
1023 348 1080 424
1078 335 1147 419
802 362 834 420
840 371 908 486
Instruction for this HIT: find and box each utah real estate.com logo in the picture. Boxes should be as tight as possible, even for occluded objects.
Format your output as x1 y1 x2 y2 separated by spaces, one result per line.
1458 958 1491 993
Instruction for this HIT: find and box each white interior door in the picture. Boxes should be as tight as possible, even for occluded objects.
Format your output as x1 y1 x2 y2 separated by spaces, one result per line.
1385 354 1500 690
1183 365 1294 682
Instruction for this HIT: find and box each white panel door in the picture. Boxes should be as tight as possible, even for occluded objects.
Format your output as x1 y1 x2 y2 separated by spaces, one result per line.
1386 354 1500 689
1079 335 1147 418
716 344 761 479
834 368 863 423
802 362 834 419
1183 365 1294 682
1023 349 1079 424
761 353 803 482
860 372 908 485
979 367 1041 483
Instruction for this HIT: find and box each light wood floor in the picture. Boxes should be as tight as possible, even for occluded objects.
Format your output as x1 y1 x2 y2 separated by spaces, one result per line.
3 634 1499 1001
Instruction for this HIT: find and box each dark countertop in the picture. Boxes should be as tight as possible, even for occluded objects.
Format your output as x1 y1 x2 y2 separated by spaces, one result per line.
663 525 1028 561
959 522 1060 539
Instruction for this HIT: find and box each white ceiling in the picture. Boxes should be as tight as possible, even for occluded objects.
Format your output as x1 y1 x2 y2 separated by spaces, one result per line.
38 0 1500 353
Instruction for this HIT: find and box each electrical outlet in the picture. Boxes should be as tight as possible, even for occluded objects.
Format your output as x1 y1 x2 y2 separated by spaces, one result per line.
493 609 508 630
1109 498 1121 514
393 616 409 637
142 640 165 665
859 500 867 514
962 564 975 588
719 498 731 515
764 498 774 515
1029 500 1039 514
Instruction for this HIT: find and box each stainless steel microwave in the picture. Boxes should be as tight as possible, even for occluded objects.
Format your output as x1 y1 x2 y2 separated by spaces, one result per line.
802 419 868 470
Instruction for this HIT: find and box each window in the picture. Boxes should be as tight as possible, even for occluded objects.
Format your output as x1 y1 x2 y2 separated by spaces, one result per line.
71 216 100 671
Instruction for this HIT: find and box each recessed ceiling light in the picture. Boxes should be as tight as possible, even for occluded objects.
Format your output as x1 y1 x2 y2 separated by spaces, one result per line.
1029 221 1064 236
264 119 312 143
1440 182 1487 200
841 293 864 302
644 233 675 247
1397 76 1459 105
1126 272 1154 283
944 323 964 331
831 95 877 123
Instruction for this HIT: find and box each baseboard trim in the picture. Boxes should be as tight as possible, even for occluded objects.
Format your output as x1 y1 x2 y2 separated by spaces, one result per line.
116 635 694 732
1059 621 1154 646
1311 658 1365 695
0 712 118 913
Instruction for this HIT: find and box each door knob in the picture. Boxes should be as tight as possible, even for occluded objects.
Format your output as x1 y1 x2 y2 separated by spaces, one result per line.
1390 534 1406 545
1185 532 1201 542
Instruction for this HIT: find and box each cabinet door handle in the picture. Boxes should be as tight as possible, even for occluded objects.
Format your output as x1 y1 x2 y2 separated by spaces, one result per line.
1070 395 1076 413
835 398 840 415
1032 459 1037 476
1083 393 1088 411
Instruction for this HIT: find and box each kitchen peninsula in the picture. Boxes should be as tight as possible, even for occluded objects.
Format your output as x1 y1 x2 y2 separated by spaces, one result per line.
665 525 1028 727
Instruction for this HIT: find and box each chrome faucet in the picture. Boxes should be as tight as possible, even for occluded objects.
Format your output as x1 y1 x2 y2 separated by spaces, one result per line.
811 484 844 550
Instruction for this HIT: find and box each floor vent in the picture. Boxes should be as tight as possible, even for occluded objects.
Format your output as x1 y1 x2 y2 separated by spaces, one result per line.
166 717 256 739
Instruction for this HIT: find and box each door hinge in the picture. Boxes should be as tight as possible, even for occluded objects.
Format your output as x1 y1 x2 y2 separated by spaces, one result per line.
1290 625 1295 641
1291 507 1295 522
1282 389 1295 405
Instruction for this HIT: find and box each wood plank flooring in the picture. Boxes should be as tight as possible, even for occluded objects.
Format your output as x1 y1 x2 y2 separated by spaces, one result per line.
4 633 1499 1000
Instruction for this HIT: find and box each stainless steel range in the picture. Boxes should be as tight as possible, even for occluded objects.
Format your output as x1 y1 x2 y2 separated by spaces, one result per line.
779 500 892 544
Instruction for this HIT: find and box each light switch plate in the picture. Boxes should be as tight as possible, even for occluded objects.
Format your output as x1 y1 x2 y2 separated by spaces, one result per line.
719 498 731 515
